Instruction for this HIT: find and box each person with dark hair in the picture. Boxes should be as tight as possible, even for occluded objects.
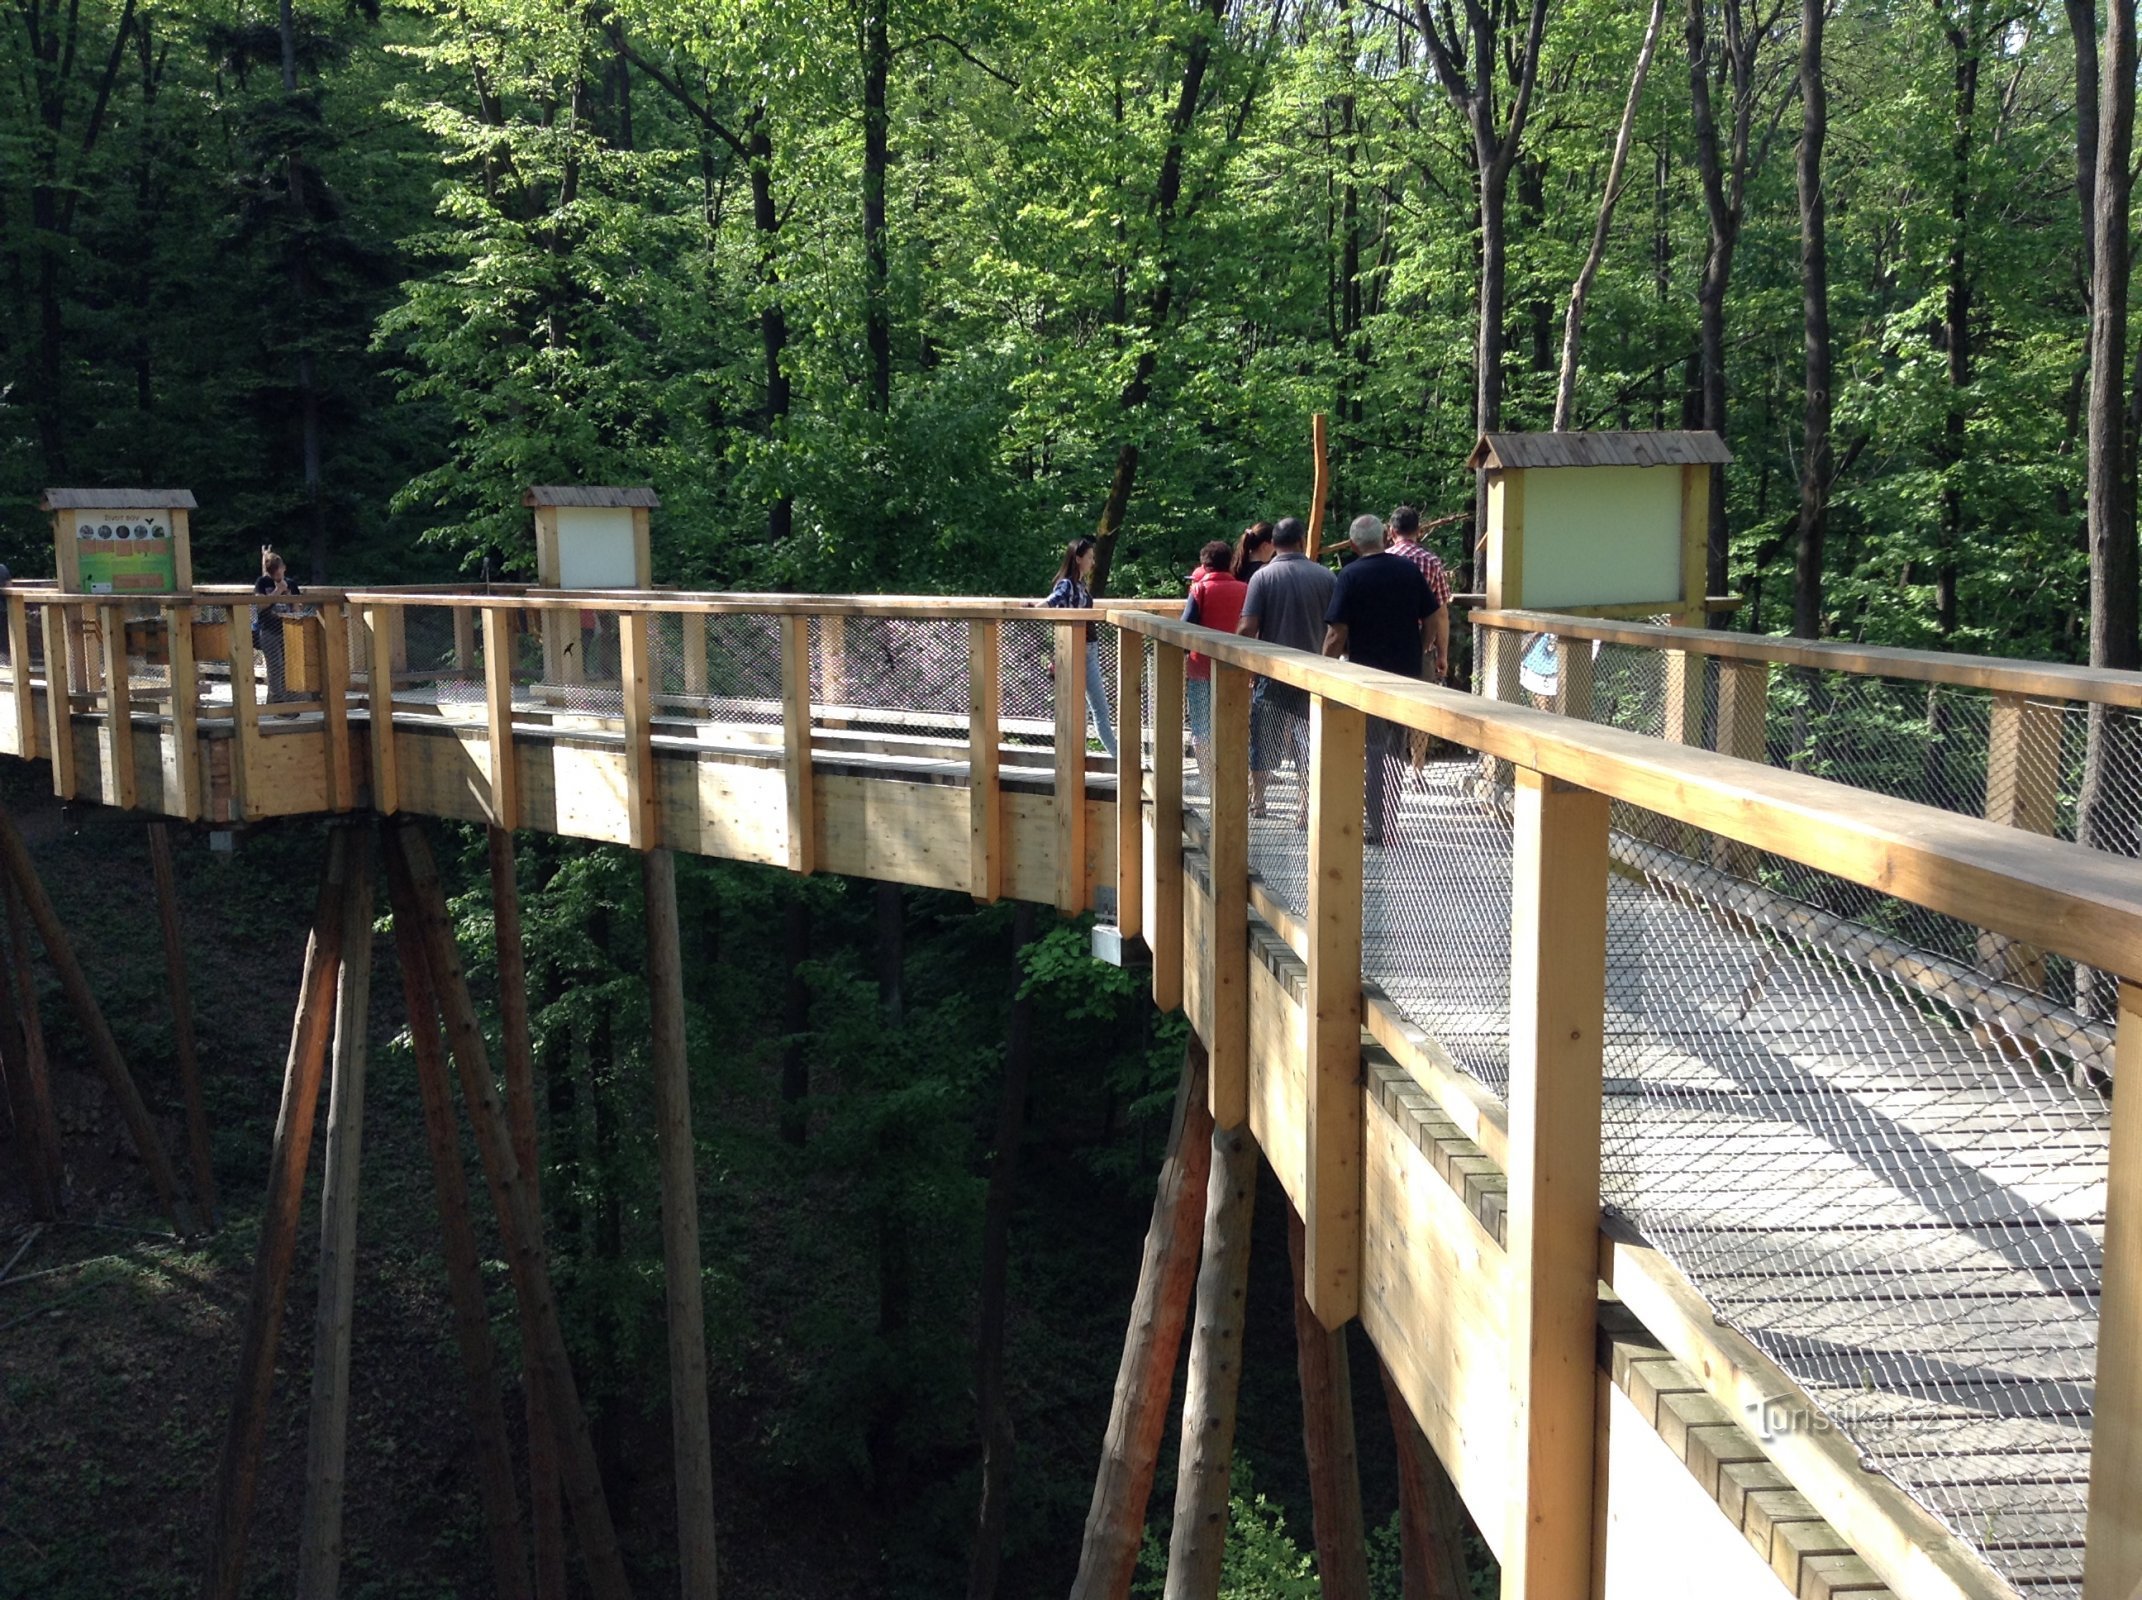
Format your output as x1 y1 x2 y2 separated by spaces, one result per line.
253 547 303 709
1385 505 1452 682
1236 516 1333 822
1231 521 1274 582
1323 514 1438 846
1041 537 1116 761
1182 539 1249 784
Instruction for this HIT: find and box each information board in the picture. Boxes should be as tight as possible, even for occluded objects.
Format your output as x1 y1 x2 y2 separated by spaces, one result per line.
73 511 179 594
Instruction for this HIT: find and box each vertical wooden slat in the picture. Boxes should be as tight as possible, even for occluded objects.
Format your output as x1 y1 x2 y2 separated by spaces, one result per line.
1502 767 1608 1600
1661 648 1703 747
1551 633 1593 722
318 603 351 813
483 607 520 833
1208 661 1250 1129
41 604 75 800
781 613 816 875
1054 619 1089 915
1115 627 1144 940
1712 658 1768 876
365 604 398 816
1305 694 1365 1328
230 601 262 821
619 612 657 851
968 620 1002 903
1981 692 2063 988
0 877 62 1220
452 606 477 675
100 603 137 810
1151 643 1186 1012
169 602 201 819
2084 981 2142 1600
680 612 708 699
8 593 37 760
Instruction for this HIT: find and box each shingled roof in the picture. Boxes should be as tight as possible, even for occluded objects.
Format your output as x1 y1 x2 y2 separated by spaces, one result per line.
522 485 661 509
40 488 198 510
1466 431 1731 471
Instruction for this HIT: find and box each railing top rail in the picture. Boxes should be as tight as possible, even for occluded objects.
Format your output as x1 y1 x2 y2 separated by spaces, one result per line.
16 587 1115 622
1473 606 2142 709
1117 609 2142 976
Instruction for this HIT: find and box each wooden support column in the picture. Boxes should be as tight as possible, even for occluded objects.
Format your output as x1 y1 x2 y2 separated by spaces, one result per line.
1116 627 1144 939
782 614 815 875
365 604 399 816
1711 660 1768 876
968 620 1002 903
484 607 520 832
1378 1355 1473 1600
1207 662 1250 1128
202 829 353 1600
1502 768 1608 1600
487 826 566 1600
297 828 376 1600
680 612 708 699
1551 634 1593 722
1287 1205 1370 1600
619 612 657 851
384 822 632 1600
392 846 535 1600
1305 695 1365 1327
2083 980 2142 1600
0 804 193 1235
1151 644 1186 1012
1053 619 1089 915
1069 1036 1216 1600
318 603 351 813
453 606 477 674
8 592 37 759
41 604 74 799
1162 1118 1259 1600
99 603 136 810
230 603 261 820
168 601 201 818
644 847 718 1599
1979 693 2063 989
0 891 59 1218
150 821 217 1224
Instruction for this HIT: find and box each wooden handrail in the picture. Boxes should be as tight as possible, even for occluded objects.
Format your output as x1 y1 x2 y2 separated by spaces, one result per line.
1113 610 2142 976
1473 606 2142 709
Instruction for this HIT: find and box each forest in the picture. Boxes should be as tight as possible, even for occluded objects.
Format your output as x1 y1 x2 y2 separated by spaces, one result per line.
0 0 2136 1596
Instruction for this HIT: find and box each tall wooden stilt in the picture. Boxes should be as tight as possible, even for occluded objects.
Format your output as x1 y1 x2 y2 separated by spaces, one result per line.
0 802 195 1234
390 855 534 1600
1068 1036 1216 1600
1285 1205 1370 1600
383 820 633 1600
1377 1356 1472 1600
297 827 376 1599
150 820 218 1225
0 895 58 1218
488 825 567 1600
643 846 719 1599
201 828 353 1600
1161 1119 1259 1600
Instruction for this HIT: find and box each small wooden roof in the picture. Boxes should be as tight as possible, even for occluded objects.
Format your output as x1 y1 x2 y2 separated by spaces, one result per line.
522 485 660 509
1466 431 1731 471
40 488 197 511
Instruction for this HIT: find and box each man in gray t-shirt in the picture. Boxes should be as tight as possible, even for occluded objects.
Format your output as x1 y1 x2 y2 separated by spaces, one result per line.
1236 518 1334 817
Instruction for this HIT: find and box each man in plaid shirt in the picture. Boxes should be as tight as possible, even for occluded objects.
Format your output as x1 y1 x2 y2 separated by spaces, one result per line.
1386 506 1450 681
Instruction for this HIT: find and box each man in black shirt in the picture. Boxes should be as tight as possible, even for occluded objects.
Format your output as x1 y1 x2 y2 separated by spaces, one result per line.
1323 514 1438 845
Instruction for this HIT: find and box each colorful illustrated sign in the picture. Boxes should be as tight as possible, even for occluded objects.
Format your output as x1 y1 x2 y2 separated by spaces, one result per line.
75 512 178 594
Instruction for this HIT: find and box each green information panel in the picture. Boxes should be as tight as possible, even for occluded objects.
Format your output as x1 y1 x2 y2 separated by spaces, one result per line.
75 512 178 594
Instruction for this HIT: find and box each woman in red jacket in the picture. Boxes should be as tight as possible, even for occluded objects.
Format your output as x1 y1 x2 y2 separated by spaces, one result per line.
1182 539 1249 788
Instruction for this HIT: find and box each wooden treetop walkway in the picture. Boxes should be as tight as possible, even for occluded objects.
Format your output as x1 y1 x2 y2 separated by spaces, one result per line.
2 582 2139 1600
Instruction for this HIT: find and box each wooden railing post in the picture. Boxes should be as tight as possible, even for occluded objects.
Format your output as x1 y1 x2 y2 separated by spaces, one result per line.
317 602 351 813
167 601 201 819
781 613 815 875
1152 643 1186 1012
618 611 656 851
483 607 519 833
8 592 36 760
1504 766 1608 1600
452 607 477 675
1208 660 1250 1128
1304 693 1365 1328
680 612 708 700
364 604 398 816
1980 692 2063 988
230 601 263 821
1711 659 1768 876
41 604 75 800
1661 648 1703 747
99 603 137 811
968 620 1002 903
1551 633 1593 721
2084 979 2142 1600
1054 618 1089 915
1116 627 1144 940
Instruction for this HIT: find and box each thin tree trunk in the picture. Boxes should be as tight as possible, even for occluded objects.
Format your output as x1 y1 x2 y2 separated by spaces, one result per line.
1554 0 1669 430
1161 1120 1259 1600
1377 1356 1470 1600
1068 1035 1217 1600
1935 2 1982 641
862 0 892 414
277 0 326 579
2068 0 2101 289
1792 0 1832 641
0 880 60 1219
967 901 1037 1600
749 113 792 547
1285 1206 1369 1600
150 821 216 1225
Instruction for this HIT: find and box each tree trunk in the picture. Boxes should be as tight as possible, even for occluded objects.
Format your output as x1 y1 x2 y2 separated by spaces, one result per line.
0 916 57 1219
1935 2 1981 641
749 112 793 547
277 0 326 580
1285 1206 1369 1600
967 900 1038 1600
0 874 60 1220
2069 0 2101 288
1068 1035 1217 1600
1377 1356 1471 1600
862 0 891 414
1792 0 1832 641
